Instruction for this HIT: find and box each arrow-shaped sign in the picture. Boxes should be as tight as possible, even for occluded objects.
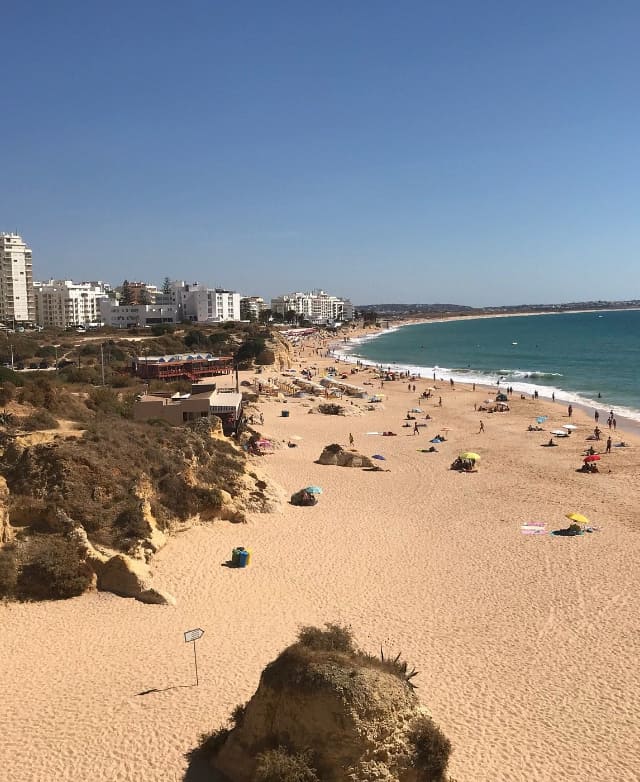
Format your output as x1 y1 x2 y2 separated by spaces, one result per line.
184 628 204 643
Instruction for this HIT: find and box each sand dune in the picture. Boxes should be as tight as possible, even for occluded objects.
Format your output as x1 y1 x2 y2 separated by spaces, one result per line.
2 344 640 781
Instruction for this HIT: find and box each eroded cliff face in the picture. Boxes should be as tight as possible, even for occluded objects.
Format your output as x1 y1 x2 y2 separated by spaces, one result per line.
270 332 294 370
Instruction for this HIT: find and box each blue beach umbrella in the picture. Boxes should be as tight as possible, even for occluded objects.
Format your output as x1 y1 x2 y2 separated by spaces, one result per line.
304 486 323 495
536 416 547 424
372 454 386 460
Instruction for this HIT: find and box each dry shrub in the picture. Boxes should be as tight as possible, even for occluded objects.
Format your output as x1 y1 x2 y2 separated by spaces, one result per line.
0 546 18 597
298 623 355 653
21 409 59 431
194 726 230 759
255 747 319 782
408 714 452 782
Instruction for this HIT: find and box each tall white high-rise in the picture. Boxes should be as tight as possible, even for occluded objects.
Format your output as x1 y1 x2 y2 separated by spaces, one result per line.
0 233 35 324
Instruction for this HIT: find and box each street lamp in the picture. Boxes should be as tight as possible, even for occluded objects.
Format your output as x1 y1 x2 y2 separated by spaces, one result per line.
52 344 60 373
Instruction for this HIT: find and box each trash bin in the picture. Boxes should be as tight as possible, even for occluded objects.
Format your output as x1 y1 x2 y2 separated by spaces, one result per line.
281 409 290 417
232 547 251 568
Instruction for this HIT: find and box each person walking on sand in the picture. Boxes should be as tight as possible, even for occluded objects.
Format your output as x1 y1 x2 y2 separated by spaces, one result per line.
594 410 599 423
438 396 442 407
349 432 354 447
413 421 419 435
606 436 612 454
568 404 573 418
478 420 485 433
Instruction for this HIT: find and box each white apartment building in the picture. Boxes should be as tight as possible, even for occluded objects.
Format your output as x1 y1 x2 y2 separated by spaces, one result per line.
181 284 240 323
99 300 179 328
240 296 267 320
34 279 110 328
271 289 353 324
0 233 36 324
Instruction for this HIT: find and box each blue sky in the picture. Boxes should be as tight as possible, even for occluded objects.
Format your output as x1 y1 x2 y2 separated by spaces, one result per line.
2 1 639 306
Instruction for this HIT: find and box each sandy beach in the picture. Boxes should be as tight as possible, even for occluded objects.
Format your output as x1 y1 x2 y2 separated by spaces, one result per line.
2 333 640 782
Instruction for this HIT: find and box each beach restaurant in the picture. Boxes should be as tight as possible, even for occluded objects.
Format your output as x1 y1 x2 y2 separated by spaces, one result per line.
131 353 234 382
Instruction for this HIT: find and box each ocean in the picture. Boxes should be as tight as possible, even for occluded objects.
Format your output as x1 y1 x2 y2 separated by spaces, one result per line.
334 310 640 423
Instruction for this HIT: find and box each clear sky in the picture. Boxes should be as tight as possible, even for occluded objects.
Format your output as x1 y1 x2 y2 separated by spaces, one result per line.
2 1 639 306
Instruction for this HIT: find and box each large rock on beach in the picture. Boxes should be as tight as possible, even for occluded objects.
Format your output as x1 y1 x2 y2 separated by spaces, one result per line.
212 627 451 781
317 444 374 468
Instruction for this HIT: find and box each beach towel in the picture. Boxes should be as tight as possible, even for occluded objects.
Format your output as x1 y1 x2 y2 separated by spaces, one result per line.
521 522 546 535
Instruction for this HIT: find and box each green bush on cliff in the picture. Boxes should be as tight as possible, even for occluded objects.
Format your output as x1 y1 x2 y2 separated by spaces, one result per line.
18 535 92 600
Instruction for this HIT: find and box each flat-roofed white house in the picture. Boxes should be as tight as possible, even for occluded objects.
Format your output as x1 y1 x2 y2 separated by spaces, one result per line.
100 299 179 328
133 378 242 434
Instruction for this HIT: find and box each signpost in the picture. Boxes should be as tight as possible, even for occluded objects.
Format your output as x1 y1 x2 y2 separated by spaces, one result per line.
184 628 204 686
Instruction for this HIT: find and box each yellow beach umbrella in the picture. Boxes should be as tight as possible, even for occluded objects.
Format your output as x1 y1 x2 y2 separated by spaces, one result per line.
460 452 481 462
566 512 589 525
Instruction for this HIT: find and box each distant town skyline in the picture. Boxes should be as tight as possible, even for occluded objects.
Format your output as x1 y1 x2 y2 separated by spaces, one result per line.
2 2 640 305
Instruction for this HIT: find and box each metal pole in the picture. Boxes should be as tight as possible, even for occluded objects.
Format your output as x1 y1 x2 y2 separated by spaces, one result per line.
10 344 14 370
101 344 105 385
193 640 199 686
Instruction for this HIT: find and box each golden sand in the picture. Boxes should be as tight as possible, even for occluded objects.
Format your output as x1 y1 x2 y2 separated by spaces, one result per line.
2 333 640 781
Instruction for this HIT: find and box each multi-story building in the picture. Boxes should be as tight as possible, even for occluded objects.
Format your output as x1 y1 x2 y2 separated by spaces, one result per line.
270 289 353 324
240 296 268 321
34 279 110 328
0 233 36 324
180 283 240 323
99 300 179 328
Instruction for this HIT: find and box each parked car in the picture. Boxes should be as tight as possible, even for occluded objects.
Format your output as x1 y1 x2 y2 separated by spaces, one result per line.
39 361 50 369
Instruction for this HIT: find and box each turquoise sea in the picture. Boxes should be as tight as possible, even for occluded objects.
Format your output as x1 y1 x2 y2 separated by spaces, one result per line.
334 310 640 423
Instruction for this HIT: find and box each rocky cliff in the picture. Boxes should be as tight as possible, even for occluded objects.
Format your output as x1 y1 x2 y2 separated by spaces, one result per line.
0 417 285 603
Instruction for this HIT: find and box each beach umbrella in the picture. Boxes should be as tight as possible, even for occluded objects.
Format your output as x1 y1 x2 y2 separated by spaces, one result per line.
460 452 481 462
563 424 578 430
583 454 601 463
372 454 386 460
536 416 547 424
550 429 568 436
566 512 590 525
304 486 323 494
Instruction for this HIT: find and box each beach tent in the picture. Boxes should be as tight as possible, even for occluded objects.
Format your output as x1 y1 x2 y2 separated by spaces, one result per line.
290 489 317 507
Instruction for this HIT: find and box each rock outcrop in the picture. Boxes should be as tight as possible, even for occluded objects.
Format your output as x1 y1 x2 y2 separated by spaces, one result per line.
68 519 176 605
0 476 12 544
210 625 452 782
317 444 374 468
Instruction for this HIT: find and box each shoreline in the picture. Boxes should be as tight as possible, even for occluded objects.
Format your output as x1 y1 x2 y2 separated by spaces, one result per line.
328 312 640 432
